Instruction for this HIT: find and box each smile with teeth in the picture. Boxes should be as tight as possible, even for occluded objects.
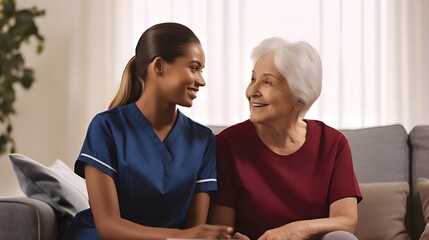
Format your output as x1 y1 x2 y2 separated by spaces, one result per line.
187 88 198 97
251 102 268 108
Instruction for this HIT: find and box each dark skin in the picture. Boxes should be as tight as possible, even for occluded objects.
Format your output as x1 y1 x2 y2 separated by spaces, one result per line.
86 43 233 240
86 166 232 240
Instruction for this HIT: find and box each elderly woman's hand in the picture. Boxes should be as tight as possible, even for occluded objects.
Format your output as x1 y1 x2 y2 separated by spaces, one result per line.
257 222 312 240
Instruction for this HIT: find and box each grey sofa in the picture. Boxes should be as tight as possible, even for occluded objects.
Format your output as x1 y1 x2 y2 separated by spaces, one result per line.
1 124 429 240
341 124 429 240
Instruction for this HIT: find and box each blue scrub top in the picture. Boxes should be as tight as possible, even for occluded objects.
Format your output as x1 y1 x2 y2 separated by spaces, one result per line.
67 102 217 238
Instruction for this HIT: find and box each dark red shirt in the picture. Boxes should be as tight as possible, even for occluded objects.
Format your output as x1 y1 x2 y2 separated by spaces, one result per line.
213 120 362 239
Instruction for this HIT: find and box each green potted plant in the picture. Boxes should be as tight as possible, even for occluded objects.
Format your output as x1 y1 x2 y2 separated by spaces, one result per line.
0 0 45 154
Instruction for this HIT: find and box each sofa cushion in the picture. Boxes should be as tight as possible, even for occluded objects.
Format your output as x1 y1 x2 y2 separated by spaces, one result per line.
418 178 429 240
410 126 429 239
0 197 59 240
354 182 411 240
9 153 89 221
341 125 409 183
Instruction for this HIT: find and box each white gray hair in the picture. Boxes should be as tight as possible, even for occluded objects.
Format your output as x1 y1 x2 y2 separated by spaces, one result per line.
250 37 322 117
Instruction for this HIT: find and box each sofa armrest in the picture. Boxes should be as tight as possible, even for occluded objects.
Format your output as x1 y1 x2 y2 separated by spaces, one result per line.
0 196 59 240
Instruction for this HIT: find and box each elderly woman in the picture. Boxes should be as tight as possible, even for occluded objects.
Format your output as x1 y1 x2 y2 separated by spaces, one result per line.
209 38 362 240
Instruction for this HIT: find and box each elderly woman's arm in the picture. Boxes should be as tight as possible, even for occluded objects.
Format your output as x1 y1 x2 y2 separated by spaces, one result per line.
257 197 358 240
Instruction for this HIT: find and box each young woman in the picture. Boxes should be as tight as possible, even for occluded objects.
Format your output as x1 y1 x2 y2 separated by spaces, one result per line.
64 22 233 240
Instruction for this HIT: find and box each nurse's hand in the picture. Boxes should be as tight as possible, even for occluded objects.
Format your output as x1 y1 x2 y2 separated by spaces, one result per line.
233 232 250 240
180 224 233 239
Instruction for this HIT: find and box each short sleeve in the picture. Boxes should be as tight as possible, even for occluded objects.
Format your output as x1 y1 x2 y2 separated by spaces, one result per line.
329 135 362 204
212 134 238 208
75 114 118 179
195 132 218 192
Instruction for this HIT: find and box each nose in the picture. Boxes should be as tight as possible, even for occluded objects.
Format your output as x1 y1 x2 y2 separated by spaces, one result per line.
246 81 261 99
195 73 206 87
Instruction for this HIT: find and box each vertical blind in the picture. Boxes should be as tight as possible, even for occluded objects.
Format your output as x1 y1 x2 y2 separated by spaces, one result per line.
99 0 424 131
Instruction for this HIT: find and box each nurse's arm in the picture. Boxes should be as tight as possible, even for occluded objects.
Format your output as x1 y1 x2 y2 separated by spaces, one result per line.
84 164 177 239
185 192 210 226
84 164 232 240
208 204 235 228
209 205 250 239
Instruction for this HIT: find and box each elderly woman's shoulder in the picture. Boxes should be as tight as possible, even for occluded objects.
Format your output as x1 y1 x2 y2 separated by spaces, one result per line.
216 120 253 137
307 119 345 136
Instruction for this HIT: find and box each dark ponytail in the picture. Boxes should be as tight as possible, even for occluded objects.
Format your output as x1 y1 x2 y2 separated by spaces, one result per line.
109 22 201 109
109 56 143 109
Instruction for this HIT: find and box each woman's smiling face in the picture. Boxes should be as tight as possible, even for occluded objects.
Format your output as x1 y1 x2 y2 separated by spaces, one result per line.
246 54 299 125
158 43 206 107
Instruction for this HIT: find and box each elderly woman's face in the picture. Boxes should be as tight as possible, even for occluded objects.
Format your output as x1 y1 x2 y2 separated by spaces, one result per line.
246 54 298 124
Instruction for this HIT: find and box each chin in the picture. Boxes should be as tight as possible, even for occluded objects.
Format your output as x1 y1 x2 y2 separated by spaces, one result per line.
179 101 193 108
250 113 272 125
249 115 263 124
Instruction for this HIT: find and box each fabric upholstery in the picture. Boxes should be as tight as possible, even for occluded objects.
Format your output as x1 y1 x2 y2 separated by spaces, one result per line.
209 125 225 135
9 153 89 221
354 182 411 240
340 125 409 183
410 126 429 239
0 197 59 240
418 178 429 240
341 125 413 239
320 231 358 240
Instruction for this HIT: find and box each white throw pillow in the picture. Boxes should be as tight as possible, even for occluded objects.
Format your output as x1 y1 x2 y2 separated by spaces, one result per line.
9 153 89 220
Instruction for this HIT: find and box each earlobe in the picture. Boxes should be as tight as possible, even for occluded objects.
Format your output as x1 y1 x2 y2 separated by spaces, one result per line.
295 100 304 112
154 57 164 76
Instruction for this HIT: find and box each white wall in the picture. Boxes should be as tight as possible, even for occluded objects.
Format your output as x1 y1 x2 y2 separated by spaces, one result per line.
0 0 88 195
407 0 429 127
0 0 117 196
419 0 429 123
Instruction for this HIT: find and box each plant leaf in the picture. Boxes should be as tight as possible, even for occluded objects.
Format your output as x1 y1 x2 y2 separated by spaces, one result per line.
21 68 34 88
0 0 44 154
15 10 34 25
1 0 16 18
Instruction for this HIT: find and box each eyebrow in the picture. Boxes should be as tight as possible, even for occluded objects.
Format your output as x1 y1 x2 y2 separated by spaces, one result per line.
190 61 204 68
252 70 281 79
